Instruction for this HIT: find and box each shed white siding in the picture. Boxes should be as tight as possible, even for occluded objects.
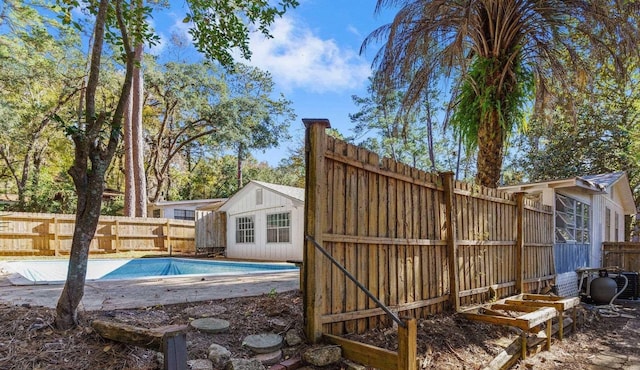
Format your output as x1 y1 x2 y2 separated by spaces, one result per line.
221 182 304 261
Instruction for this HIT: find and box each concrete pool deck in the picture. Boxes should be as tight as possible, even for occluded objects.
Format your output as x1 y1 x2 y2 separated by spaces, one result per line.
0 270 299 310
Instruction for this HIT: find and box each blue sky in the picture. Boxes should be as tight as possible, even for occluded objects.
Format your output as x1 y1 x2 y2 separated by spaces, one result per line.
149 0 396 165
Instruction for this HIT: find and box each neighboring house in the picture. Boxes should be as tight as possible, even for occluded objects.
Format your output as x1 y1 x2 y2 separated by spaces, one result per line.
148 198 227 221
500 172 636 296
218 181 304 262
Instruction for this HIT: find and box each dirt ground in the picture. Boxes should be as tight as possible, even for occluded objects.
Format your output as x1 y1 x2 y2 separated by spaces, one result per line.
0 290 638 369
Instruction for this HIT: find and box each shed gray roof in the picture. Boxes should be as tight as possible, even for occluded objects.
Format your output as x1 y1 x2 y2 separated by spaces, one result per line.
252 181 305 202
580 172 626 189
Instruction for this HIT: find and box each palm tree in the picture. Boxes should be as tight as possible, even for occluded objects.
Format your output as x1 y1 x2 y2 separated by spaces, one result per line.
364 0 640 187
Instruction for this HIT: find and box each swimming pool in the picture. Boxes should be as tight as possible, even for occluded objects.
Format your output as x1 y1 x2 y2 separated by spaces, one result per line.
1 258 299 285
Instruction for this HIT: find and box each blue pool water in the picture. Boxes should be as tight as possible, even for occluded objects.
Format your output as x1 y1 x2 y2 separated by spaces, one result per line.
1 258 298 285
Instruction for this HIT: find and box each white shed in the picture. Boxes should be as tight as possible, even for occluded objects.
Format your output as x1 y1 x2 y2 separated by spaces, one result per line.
500 172 636 296
218 181 305 261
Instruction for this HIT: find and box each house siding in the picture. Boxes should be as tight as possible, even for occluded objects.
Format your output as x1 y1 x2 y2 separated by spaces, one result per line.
223 183 303 261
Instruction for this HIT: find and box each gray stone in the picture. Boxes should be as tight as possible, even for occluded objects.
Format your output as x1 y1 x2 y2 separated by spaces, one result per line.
302 345 342 367
284 329 303 346
187 359 214 370
282 347 299 359
242 333 283 354
191 318 230 333
252 349 282 365
184 304 227 318
208 343 231 368
156 352 164 367
269 318 288 331
225 358 266 370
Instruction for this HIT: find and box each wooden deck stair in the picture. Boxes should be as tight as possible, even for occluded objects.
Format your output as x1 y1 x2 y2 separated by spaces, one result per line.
462 294 581 367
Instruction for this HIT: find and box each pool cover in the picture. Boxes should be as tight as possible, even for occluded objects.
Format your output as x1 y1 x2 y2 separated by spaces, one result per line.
0 258 298 285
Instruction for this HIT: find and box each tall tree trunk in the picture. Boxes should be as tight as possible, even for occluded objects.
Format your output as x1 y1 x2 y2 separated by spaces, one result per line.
132 43 147 217
237 143 243 190
55 169 105 327
55 0 133 330
425 102 436 172
455 135 462 181
475 108 504 188
124 88 135 216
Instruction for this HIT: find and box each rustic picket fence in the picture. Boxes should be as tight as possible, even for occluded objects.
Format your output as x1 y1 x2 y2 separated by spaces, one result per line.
303 120 555 343
0 212 195 256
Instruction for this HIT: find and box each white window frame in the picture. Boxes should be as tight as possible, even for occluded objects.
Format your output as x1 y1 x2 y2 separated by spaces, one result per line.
266 212 291 243
174 209 195 220
555 194 590 244
236 216 255 244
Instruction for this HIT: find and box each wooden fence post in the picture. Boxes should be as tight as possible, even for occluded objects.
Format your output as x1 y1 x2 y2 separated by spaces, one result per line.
114 219 121 252
515 193 525 294
165 220 172 254
303 118 330 343
397 318 417 370
53 216 60 256
441 172 460 311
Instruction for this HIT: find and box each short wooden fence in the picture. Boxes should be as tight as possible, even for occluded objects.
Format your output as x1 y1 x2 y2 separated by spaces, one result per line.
303 119 555 359
0 212 195 256
603 242 640 272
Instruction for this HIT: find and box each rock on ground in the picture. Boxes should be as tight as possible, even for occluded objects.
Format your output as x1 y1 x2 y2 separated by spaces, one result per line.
225 358 266 370
208 343 231 368
285 329 303 346
187 359 213 370
303 345 342 366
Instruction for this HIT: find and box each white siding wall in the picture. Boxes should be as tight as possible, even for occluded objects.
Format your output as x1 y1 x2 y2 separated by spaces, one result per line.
591 194 606 267
148 204 200 220
224 184 303 261
610 183 628 242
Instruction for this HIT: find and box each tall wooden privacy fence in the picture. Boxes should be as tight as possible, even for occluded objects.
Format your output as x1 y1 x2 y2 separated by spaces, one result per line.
0 212 195 256
603 242 640 272
303 120 555 341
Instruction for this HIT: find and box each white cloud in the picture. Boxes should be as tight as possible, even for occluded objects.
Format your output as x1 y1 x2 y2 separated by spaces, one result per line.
147 34 168 56
169 17 194 44
346 25 362 40
241 16 371 93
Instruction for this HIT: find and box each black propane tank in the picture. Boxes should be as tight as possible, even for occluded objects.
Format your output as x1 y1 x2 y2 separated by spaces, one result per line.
590 270 618 304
